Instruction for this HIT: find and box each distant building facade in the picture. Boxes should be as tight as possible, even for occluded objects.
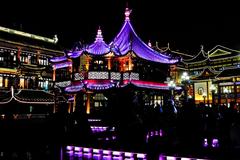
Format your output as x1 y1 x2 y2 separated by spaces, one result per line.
173 45 240 106
0 26 65 115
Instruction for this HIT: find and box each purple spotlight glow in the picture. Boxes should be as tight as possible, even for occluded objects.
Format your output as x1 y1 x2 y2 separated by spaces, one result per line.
83 152 92 158
103 150 111 155
74 147 82 152
93 154 102 160
159 129 163 137
113 157 123 160
212 138 219 148
93 149 101 154
203 138 208 147
113 151 122 156
125 152 134 157
103 155 112 160
150 131 154 136
137 153 147 159
166 156 177 160
159 154 165 160
83 147 92 153
66 146 73 151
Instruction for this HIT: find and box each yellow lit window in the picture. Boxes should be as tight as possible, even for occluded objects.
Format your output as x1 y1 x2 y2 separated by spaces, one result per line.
0 77 3 87
20 78 24 89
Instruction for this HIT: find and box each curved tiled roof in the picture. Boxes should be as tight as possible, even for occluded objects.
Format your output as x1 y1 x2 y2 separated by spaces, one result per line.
109 7 178 64
14 89 54 103
0 87 55 104
62 7 178 64
182 45 209 64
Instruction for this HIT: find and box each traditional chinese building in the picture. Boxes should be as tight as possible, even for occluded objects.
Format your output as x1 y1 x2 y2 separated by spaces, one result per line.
51 7 179 114
0 26 65 114
178 45 240 105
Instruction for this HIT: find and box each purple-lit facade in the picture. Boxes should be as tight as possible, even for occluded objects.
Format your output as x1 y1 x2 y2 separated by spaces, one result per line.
51 7 179 114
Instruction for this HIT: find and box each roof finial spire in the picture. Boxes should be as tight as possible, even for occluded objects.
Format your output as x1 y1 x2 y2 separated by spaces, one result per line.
125 3 132 21
148 40 152 47
167 42 170 49
95 26 103 42
201 45 204 51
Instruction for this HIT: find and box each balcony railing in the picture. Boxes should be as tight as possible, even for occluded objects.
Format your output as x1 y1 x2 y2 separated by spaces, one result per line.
87 71 139 80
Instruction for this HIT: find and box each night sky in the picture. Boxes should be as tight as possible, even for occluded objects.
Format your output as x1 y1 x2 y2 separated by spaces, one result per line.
0 0 239 54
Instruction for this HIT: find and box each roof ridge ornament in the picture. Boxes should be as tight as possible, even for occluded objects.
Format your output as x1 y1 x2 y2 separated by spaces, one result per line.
95 26 103 42
201 45 204 51
125 6 132 21
148 40 152 47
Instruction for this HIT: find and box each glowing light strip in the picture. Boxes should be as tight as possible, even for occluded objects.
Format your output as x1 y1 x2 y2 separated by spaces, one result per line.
86 83 115 90
65 83 84 92
0 26 58 44
50 56 67 62
65 145 147 159
122 80 182 90
0 67 17 73
67 51 83 58
52 61 72 69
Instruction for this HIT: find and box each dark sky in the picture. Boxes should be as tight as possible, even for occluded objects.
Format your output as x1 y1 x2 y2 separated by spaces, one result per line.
0 0 239 54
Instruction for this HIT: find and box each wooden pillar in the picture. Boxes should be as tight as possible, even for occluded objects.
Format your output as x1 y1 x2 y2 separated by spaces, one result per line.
86 57 90 71
53 69 56 81
217 83 221 105
207 81 209 107
17 47 21 62
86 92 91 114
128 55 132 71
53 92 56 113
68 102 72 113
73 94 76 112
107 57 112 70
36 51 40 64
234 77 237 103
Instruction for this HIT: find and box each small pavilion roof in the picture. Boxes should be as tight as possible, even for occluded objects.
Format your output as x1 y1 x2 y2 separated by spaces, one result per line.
182 45 209 64
153 42 193 60
208 45 240 61
86 27 110 55
191 68 218 80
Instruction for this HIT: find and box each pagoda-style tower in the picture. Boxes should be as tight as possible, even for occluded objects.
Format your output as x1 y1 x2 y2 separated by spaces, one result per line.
51 7 179 114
